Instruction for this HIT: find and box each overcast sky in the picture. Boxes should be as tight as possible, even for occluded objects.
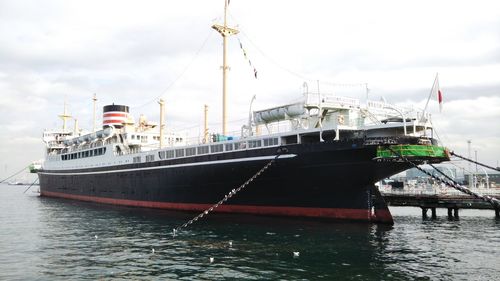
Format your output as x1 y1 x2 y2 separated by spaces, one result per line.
1 0 499 178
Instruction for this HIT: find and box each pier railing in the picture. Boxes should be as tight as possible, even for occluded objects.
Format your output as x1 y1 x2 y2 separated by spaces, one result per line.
380 188 500 198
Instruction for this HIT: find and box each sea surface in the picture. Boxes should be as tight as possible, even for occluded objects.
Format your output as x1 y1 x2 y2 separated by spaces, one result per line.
1 183 499 281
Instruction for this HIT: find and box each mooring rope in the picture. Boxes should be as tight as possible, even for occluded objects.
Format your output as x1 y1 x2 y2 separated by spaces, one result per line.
23 178 39 194
0 165 31 184
386 146 500 208
172 152 283 236
450 151 500 172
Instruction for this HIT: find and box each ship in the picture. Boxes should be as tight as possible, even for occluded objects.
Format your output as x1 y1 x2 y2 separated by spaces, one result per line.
36 1 449 225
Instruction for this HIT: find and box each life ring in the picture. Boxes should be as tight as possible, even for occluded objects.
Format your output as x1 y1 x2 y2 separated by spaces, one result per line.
337 115 345 125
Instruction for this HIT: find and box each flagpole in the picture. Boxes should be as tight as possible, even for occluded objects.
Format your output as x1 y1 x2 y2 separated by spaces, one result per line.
421 73 439 121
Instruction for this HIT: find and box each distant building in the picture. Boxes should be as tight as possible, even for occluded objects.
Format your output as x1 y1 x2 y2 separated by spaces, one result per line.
406 167 457 180
465 172 500 188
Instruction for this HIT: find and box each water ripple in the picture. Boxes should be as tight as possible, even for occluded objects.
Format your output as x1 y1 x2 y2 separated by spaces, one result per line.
1 185 499 280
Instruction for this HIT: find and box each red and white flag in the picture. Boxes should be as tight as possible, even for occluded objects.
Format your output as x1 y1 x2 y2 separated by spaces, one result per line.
432 74 443 112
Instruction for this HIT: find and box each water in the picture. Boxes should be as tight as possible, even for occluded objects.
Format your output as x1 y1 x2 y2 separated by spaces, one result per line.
1 183 499 280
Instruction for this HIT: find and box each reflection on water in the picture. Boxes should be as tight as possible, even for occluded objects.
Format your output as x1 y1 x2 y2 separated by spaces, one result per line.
1 184 499 280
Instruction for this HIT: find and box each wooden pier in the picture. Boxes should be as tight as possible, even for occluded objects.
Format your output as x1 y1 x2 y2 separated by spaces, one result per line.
381 189 500 219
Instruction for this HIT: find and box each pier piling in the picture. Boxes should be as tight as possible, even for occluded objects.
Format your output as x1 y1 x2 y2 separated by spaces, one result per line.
431 207 437 219
453 208 459 219
495 208 499 218
421 207 428 219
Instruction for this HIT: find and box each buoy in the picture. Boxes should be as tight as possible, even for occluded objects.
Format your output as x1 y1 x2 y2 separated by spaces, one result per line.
151 248 155 254
209 257 214 263
293 251 300 257
94 235 98 239
229 241 233 247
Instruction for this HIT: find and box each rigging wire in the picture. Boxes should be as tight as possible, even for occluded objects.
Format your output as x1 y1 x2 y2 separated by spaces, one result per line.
235 24 367 89
131 30 214 110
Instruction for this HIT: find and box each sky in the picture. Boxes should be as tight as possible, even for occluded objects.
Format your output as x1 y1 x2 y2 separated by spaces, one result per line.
1 0 500 179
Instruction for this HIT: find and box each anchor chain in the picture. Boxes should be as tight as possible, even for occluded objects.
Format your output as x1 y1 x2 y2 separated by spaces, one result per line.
450 151 500 172
173 151 284 236
386 146 500 208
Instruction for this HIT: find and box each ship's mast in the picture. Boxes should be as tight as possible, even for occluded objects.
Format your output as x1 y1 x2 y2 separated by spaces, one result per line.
58 99 72 132
204 104 209 143
159 99 165 148
212 0 239 135
92 93 97 132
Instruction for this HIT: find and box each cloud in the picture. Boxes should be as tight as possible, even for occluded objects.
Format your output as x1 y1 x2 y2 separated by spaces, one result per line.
1 0 500 177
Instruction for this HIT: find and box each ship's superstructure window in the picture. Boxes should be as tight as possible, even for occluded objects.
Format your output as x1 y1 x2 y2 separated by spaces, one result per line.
133 156 141 163
263 138 279 146
197 146 209 155
175 149 185 158
186 147 196 156
166 150 174 159
225 143 233 151
210 144 223 153
61 147 107 161
234 142 246 150
145 155 154 162
248 140 262 148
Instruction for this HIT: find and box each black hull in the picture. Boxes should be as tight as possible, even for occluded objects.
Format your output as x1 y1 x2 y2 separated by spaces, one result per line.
39 141 412 223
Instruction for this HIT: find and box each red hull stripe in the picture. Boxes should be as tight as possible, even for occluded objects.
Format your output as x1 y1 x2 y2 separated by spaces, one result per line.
41 191 371 221
103 113 128 117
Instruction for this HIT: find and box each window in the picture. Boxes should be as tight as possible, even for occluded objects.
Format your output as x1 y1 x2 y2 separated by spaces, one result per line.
248 140 262 148
166 150 174 159
186 147 196 156
146 155 154 162
234 142 246 150
175 149 185 158
263 138 278 146
225 143 233 151
133 156 141 163
210 144 223 153
131 135 135 140
197 146 209 155
158 151 165 159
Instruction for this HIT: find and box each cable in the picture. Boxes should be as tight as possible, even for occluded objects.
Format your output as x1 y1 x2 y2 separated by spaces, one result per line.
0 165 30 184
131 31 214 109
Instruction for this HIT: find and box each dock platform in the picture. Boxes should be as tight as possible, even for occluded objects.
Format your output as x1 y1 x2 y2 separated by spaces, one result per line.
381 189 500 219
